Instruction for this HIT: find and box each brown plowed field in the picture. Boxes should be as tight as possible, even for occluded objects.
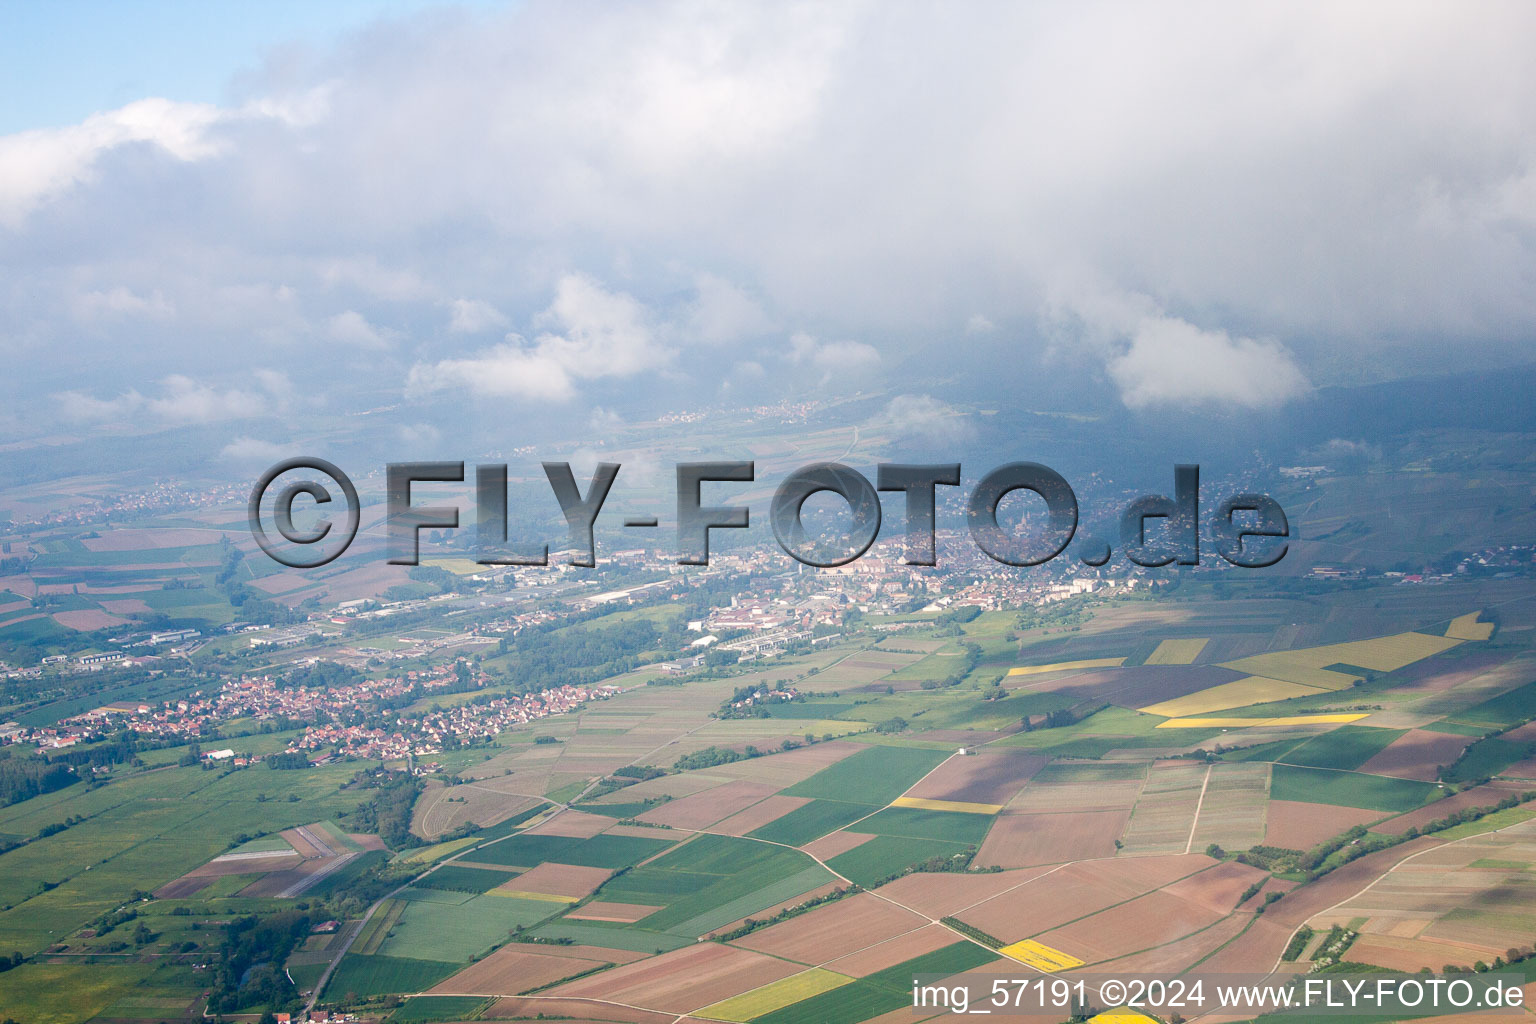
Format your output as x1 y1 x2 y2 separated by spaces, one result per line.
1095 912 1251 974
732 892 926 963
903 749 1047 805
1358 729 1472 781
526 809 617 838
1163 860 1270 915
1376 781 1527 834
702 740 865 787
711 795 811 835
483 997 674 1023
800 829 876 860
1345 934 1486 972
550 941 801 1014
958 855 1210 941
974 809 1129 868
498 862 611 899
1036 888 1225 964
565 901 661 923
874 865 1056 919
1263 800 1387 848
432 947 612 995
821 922 958 976
1194 916 1295 972
637 780 781 829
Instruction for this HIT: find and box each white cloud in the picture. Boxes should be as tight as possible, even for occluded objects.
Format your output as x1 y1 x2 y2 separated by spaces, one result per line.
0 98 225 227
787 331 881 383
76 286 174 321
446 298 510 334
1106 315 1312 410
325 310 393 349
219 437 287 463
5 3 1536 424
55 371 291 425
409 275 672 401
875 394 975 446
686 273 772 344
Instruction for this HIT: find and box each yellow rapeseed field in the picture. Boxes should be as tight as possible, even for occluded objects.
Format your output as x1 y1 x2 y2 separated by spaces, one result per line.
999 939 1085 972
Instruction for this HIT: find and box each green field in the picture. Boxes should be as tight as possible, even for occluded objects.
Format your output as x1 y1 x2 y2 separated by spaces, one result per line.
389 995 491 1022
752 942 997 1024
850 806 994 845
0 962 157 1024
1449 681 1536 730
825 834 972 886
413 863 519 893
0 759 368 954
380 893 561 961
1270 764 1441 812
749 799 874 845
1280 726 1407 771
467 832 675 869
783 745 949 804
325 954 459 999
1444 736 1535 784
594 834 831 935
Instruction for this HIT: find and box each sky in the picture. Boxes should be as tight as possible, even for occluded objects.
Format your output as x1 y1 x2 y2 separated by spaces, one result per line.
0 1 497 134
1 1 1534 458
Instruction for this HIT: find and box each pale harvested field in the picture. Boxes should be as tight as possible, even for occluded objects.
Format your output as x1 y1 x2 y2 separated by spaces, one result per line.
413 782 544 839
1189 762 1269 850
588 772 725 804
638 780 781 829
711 795 811 836
1119 762 1207 855
565 901 662 923
82 527 228 551
903 749 1047 806
54 609 128 630
799 829 876 860
497 862 612 899
974 809 1129 868
732 892 926 964
98 598 152 613
524 809 617 838
1263 800 1388 848
1358 729 1472 781
1005 779 1144 813
551 941 802 1014
820 922 957 976
432 947 613 995
1313 820 1536 967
